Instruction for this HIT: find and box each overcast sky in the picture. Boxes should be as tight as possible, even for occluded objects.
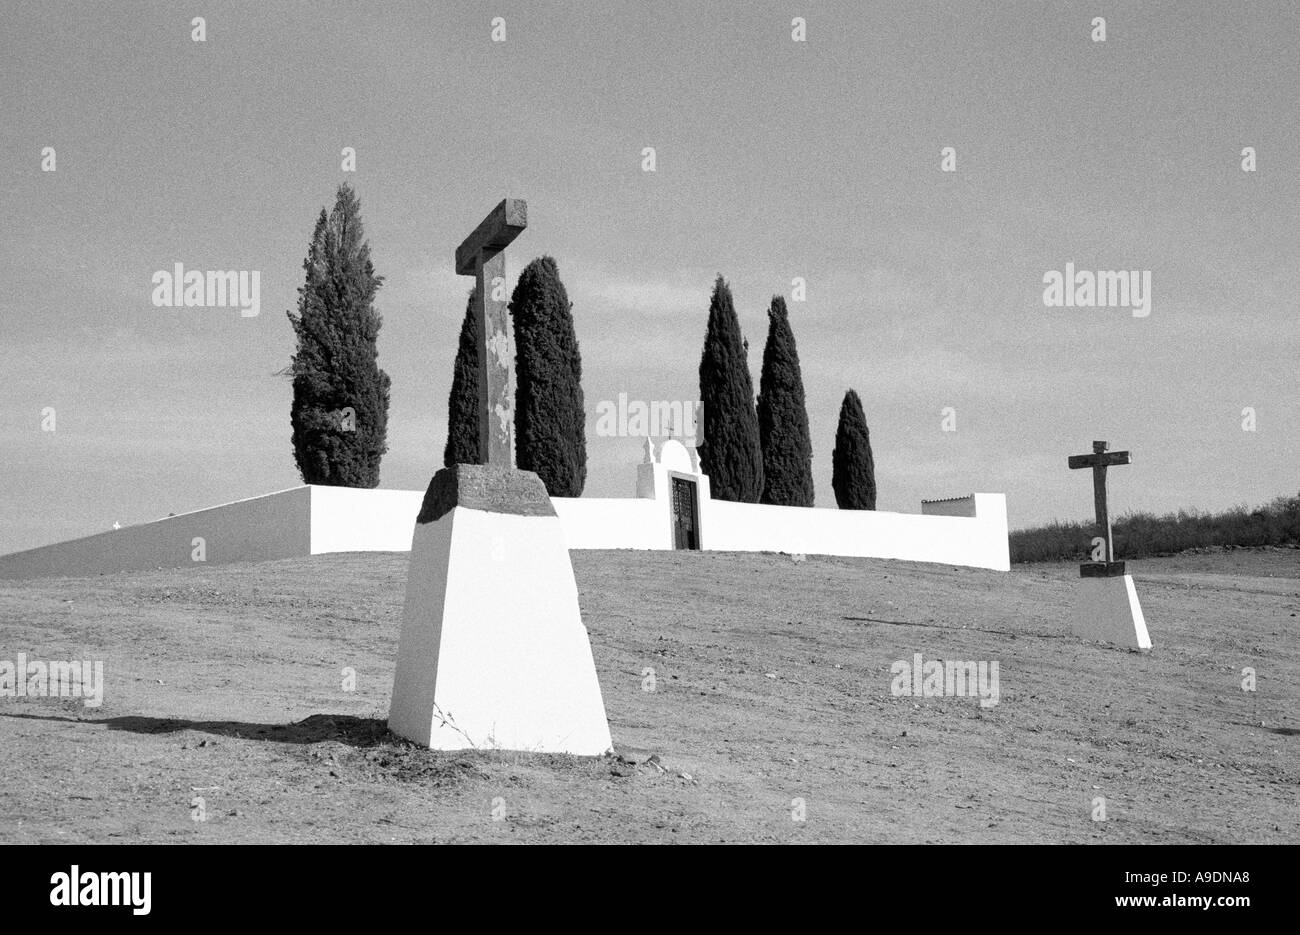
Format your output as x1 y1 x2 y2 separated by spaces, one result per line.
2 0 1297 554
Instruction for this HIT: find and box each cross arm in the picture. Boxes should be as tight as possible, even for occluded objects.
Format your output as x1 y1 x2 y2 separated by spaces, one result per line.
455 198 528 275
1068 451 1131 469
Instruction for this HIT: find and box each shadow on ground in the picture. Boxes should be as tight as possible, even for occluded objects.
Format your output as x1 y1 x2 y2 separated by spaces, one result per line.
2 710 627 786
1 712 392 747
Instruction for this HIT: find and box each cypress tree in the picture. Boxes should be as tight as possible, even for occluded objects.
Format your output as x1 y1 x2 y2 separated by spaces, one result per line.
286 183 390 487
756 296 814 506
831 389 876 509
442 289 482 466
697 275 764 502
511 255 587 496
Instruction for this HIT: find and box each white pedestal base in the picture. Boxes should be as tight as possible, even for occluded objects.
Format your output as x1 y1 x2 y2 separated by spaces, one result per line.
1068 574 1152 650
388 505 613 755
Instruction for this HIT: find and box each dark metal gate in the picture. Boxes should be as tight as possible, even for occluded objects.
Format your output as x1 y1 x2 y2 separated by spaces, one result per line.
671 477 699 550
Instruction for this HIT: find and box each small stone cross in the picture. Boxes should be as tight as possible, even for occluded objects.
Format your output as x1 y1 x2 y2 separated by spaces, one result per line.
1068 440 1132 575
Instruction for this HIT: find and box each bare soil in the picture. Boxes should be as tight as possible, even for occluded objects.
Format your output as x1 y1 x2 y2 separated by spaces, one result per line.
0 547 1296 844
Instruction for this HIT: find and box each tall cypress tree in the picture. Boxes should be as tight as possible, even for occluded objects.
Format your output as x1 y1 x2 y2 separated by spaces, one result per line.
286 183 390 487
511 255 587 496
698 275 764 502
757 296 814 506
443 289 482 466
831 389 876 510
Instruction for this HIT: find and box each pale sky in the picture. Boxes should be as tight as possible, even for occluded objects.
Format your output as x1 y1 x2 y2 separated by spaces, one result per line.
2 0 1297 554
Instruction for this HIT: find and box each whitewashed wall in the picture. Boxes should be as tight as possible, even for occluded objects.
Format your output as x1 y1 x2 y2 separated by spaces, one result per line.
551 498 668 550
698 494 1010 571
308 488 672 552
0 479 1010 578
304 476 1010 570
0 486 311 579
310 486 423 553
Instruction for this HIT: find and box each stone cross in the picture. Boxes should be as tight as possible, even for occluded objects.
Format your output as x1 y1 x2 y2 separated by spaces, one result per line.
455 198 528 468
1068 440 1131 574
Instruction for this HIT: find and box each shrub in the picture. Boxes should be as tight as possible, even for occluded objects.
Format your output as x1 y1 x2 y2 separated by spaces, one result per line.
442 289 482 467
697 275 764 502
511 256 587 496
286 183 390 487
831 389 876 509
1010 492 1300 562
757 296 814 506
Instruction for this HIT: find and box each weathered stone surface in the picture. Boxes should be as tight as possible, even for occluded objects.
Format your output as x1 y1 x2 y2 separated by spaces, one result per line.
455 198 528 275
456 197 528 468
417 464 554 524
474 249 514 467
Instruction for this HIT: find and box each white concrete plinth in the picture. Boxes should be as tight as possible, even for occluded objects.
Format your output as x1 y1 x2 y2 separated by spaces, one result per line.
388 506 613 755
1068 574 1152 650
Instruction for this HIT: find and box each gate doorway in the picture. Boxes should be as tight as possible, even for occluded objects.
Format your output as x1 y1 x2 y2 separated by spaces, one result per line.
670 476 699 550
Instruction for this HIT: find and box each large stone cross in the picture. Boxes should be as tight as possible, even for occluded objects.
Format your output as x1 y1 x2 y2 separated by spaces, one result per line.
391 199 613 754
1068 440 1131 575
456 198 528 468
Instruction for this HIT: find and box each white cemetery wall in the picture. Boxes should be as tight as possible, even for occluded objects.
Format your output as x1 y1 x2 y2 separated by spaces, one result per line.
699 494 1010 571
307 488 669 553
551 497 668 549
921 495 978 518
0 486 312 579
0 487 1010 578
309 486 424 553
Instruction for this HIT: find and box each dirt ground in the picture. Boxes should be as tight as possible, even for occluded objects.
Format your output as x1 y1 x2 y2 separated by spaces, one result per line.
0 547 1295 844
